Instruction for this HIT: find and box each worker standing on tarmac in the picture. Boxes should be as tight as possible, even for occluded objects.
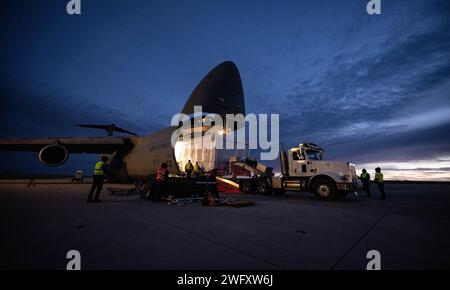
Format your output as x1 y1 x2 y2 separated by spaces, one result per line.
374 167 386 200
152 162 169 200
87 156 109 202
360 168 371 197
185 160 193 179
193 161 201 178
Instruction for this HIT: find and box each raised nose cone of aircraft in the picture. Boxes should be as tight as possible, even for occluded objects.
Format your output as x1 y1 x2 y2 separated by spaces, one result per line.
182 61 245 117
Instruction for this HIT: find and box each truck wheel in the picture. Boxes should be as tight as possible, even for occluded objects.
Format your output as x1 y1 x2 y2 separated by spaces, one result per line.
239 180 254 194
313 179 336 200
256 177 272 195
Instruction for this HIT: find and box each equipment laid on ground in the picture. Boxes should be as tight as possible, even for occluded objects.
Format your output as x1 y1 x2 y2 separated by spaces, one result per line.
166 194 255 207
168 197 204 206
221 199 256 207
202 191 222 206
233 143 358 200
201 195 255 207
142 175 217 201
108 187 143 196
71 170 84 183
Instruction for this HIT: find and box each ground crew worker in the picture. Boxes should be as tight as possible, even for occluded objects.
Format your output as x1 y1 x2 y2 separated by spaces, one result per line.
185 160 193 179
152 162 169 200
156 162 169 182
87 156 108 202
360 168 371 197
193 161 201 178
374 167 386 200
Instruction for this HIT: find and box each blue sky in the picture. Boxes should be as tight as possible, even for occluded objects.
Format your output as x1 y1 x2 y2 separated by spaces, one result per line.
1 0 449 180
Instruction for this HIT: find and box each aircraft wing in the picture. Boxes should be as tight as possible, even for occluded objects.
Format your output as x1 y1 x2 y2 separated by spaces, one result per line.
0 137 125 154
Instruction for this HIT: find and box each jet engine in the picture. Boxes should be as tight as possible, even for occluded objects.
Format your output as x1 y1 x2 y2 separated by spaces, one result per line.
38 144 69 166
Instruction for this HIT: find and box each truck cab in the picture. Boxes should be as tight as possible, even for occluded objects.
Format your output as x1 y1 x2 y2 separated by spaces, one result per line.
284 143 358 199
288 143 323 177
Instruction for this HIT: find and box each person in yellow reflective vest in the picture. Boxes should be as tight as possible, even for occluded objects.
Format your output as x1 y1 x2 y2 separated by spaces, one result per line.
185 160 193 179
360 168 371 197
374 167 386 200
87 156 109 202
193 161 201 178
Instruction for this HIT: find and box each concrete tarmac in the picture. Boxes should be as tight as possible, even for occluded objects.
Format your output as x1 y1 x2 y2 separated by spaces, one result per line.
1 182 449 270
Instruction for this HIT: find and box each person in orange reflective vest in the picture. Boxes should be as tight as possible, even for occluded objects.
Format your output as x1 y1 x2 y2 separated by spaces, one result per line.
151 162 169 200
156 163 169 181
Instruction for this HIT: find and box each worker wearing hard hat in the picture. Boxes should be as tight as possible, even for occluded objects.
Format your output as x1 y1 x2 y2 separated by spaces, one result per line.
374 167 386 200
185 160 193 179
87 156 109 202
193 161 201 178
360 168 371 197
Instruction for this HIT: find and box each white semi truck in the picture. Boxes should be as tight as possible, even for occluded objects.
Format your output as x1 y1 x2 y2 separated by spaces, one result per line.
234 143 358 200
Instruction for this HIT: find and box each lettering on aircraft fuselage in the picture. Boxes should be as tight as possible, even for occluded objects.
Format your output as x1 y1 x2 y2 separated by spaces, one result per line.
171 106 280 161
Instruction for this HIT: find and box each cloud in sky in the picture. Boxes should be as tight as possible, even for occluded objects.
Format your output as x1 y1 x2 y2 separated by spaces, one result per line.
0 83 151 138
358 157 450 181
266 1 450 180
0 0 449 180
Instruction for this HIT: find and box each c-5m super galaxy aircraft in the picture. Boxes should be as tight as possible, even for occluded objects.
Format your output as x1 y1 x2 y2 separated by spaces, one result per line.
0 61 246 181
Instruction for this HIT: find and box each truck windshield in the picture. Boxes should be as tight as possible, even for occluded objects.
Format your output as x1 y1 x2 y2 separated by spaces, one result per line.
306 150 321 160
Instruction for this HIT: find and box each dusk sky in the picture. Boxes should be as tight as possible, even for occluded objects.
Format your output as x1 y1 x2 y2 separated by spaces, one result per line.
1 0 449 180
